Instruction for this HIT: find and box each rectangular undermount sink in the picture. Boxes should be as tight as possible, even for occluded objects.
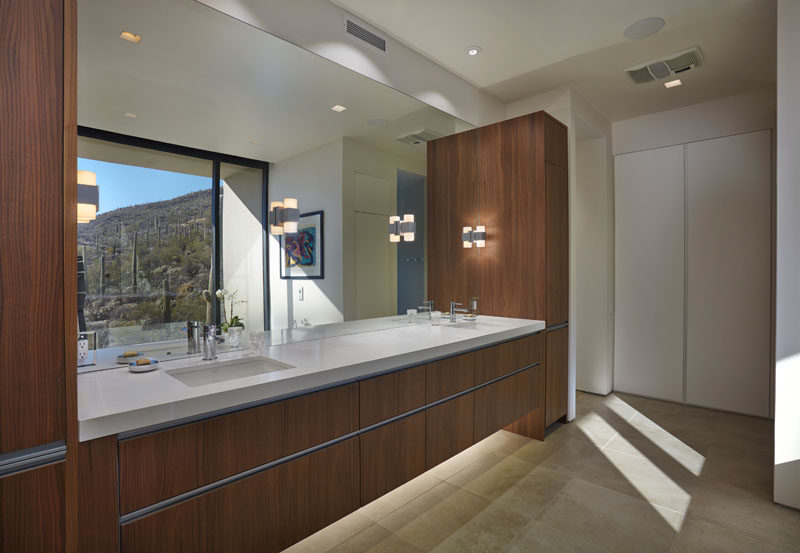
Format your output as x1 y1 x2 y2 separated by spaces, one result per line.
165 356 295 387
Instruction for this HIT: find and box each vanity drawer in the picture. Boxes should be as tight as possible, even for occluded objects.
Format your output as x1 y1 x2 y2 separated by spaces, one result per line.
426 352 475 403
360 365 426 428
474 333 543 384
118 382 358 514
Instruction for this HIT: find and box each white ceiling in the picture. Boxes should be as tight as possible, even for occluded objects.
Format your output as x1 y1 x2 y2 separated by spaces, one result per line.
78 0 467 164
331 0 777 120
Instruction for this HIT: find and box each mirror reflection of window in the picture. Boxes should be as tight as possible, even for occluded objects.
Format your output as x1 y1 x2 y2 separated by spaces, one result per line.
77 143 213 350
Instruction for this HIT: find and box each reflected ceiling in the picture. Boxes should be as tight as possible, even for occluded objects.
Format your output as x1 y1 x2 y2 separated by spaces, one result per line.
78 0 470 163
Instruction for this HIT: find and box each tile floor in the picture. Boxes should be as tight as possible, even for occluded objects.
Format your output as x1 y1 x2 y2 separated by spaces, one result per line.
285 392 800 553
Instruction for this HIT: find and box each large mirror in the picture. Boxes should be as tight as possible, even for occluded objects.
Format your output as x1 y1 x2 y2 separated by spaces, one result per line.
76 0 472 370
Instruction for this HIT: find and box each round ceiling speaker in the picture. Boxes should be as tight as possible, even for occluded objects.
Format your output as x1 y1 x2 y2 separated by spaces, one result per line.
623 17 666 39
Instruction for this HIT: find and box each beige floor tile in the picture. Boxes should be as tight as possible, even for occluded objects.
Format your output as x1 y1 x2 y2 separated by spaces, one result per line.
450 453 537 501
710 411 773 454
377 481 490 551
604 427 706 477
504 521 611 553
491 466 572 520
476 429 534 457
429 503 530 553
328 524 423 553
625 410 716 455
358 471 443 522
685 480 800 550
556 411 619 447
426 442 495 481
536 478 678 553
577 448 694 513
698 444 773 498
283 510 374 552
538 436 605 476
670 516 796 553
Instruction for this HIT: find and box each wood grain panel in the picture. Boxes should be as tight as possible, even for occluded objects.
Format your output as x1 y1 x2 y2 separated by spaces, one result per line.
425 394 473 469
119 383 358 514
425 352 474 403
0 0 66 454
474 333 543 384
545 161 569 325
478 115 547 320
63 1 79 550
360 413 425 505
77 436 118 553
544 113 568 169
0 462 65 553
505 363 546 440
120 438 360 553
427 129 480 313
360 365 425 428
474 368 536 442
545 327 569 426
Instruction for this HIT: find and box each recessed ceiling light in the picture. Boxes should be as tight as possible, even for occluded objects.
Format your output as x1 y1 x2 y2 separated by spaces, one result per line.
465 46 483 56
331 104 347 112
120 31 142 44
124 112 137 119
623 17 665 40
664 79 682 88
367 118 389 127
249 138 261 145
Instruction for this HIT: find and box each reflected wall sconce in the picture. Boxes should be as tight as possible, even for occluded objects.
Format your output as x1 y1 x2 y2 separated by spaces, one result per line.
77 170 99 224
388 214 416 242
462 225 486 248
269 198 299 235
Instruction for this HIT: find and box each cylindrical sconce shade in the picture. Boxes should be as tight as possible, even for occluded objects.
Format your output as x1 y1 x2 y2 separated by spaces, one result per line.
462 226 473 248
77 170 98 223
269 198 300 235
474 225 486 248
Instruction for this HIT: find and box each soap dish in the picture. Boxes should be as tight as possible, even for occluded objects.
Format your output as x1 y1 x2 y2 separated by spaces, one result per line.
129 359 159 373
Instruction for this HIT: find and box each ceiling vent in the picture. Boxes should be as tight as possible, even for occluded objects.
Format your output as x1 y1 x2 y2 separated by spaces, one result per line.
625 46 704 84
396 129 442 145
343 15 387 53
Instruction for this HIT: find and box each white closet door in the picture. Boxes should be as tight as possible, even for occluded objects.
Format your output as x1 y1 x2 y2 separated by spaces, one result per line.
614 146 685 402
686 130 771 416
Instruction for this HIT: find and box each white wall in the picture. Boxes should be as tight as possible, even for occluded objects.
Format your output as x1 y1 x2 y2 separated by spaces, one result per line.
221 166 265 331
575 134 613 394
196 0 504 127
341 138 426 321
775 0 800 510
268 139 345 329
612 88 776 156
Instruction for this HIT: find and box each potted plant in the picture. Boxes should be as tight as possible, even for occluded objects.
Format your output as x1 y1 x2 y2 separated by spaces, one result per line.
216 289 246 347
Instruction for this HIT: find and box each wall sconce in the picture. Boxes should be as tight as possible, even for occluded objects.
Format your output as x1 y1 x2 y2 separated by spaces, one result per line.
389 214 416 242
462 225 486 248
269 198 299 235
77 170 99 224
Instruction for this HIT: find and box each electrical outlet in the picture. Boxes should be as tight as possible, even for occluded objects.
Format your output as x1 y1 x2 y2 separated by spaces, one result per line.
78 338 89 360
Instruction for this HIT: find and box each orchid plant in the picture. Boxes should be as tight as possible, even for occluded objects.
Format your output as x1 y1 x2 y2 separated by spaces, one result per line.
216 288 246 331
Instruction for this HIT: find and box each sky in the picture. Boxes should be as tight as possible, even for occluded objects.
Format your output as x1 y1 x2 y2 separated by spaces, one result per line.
78 158 212 214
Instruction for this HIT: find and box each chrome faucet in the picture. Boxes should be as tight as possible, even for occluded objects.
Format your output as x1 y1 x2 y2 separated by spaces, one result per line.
449 301 468 323
417 300 434 319
184 320 202 354
202 324 217 360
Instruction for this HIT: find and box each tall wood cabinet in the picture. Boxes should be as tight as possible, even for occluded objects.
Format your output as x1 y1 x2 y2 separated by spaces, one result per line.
427 111 569 430
0 1 76 551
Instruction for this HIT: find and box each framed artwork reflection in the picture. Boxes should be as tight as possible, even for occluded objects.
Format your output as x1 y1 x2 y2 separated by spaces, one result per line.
280 210 324 279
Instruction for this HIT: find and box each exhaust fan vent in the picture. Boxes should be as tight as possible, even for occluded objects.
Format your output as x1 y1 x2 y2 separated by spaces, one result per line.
625 47 704 84
344 16 387 53
396 129 443 145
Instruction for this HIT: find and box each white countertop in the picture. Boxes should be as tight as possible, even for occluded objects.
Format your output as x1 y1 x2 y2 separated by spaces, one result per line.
77 315 544 441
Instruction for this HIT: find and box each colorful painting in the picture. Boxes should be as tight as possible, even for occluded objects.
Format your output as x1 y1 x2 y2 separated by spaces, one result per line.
280 210 324 279
284 227 316 268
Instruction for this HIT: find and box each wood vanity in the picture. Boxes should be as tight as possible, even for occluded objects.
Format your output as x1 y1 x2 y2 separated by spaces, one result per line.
78 331 544 552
